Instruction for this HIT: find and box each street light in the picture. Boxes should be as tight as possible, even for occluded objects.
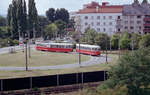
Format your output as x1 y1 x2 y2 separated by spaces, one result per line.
75 16 82 68
118 32 121 60
24 33 28 71
105 35 108 64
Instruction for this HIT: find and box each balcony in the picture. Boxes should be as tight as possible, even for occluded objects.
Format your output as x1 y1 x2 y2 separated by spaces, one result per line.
143 29 150 32
144 23 150 26
144 18 150 21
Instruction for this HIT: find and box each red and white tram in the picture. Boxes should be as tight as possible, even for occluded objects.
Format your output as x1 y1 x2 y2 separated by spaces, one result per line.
76 44 101 56
36 42 49 51
48 43 73 52
36 42 74 53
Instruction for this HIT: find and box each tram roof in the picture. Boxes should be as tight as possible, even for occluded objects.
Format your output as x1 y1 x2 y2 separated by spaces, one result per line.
76 44 100 48
49 43 73 46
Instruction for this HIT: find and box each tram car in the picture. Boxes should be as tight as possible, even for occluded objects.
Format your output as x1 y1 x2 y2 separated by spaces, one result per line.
36 42 50 51
76 44 101 56
36 42 74 53
48 43 74 53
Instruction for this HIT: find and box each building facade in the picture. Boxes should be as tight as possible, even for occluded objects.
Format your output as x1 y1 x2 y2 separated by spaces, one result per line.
75 2 123 36
73 0 150 36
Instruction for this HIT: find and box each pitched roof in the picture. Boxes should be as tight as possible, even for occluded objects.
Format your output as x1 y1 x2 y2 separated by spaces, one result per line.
77 4 123 14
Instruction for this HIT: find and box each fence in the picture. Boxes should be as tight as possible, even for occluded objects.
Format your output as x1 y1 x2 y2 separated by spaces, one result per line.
0 71 107 91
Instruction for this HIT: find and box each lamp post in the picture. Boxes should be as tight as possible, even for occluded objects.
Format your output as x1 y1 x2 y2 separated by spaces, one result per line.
24 33 28 71
75 16 82 67
118 32 121 60
105 35 108 64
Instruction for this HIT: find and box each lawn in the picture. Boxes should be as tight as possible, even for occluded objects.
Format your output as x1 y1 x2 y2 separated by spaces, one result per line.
0 54 118 79
0 50 90 67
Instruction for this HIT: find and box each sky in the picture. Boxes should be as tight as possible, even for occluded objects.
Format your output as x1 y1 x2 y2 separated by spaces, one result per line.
0 0 149 15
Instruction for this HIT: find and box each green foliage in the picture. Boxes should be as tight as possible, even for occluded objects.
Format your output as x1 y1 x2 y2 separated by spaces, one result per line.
46 8 55 22
81 27 110 50
81 27 98 45
28 0 38 38
55 8 69 23
100 48 150 95
11 0 18 39
132 33 142 49
44 23 58 40
111 34 119 50
54 20 67 38
0 16 7 26
139 34 150 48
95 33 110 50
120 32 131 49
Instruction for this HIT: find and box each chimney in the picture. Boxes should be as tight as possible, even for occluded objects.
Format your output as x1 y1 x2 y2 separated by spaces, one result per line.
102 2 109 6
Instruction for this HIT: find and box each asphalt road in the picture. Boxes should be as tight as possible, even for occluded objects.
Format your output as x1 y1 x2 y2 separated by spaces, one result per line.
0 46 112 71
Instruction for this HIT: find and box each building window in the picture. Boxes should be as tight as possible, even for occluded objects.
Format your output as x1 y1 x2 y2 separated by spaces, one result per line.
137 21 141 24
117 16 121 19
103 16 106 19
109 22 112 25
97 28 100 31
85 16 88 19
137 15 141 19
109 16 112 19
139 26 141 30
103 28 106 32
97 16 100 19
85 22 88 26
130 26 134 29
97 22 100 26
103 22 106 26
125 26 128 29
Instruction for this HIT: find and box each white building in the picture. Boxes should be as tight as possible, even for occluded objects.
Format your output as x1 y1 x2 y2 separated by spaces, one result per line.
75 2 123 36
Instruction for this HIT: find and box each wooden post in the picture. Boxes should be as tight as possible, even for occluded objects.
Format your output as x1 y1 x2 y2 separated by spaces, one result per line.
57 74 59 86
1 80 3 91
30 77 32 89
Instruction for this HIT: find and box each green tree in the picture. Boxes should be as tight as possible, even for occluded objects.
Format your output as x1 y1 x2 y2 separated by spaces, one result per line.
94 33 109 50
22 0 27 38
38 16 51 37
132 33 142 50
11 0 18 39
120 32 131 49
0 16 7 26
7 4 12 26
17 0 24 39
46 8 55 22
44 23 58 40
81 27 98 45
105 48 150 95
54 20 66 38
28 0 38 38
111 34 119 50
139 34 150 48
55 8 69 23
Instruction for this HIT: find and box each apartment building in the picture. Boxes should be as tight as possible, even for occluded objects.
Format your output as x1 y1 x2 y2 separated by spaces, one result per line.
120 0 150 34
73 0 150 36
75 2 123 36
